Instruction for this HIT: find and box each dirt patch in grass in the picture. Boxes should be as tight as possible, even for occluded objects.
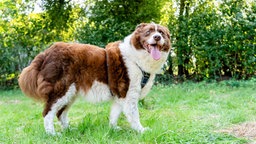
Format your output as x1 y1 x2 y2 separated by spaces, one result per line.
217 122 256 140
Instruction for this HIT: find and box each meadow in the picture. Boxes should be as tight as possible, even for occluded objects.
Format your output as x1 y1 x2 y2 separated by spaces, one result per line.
0 79 255 143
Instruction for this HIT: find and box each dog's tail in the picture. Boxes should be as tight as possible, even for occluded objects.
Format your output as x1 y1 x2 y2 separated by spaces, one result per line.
18 53 51 102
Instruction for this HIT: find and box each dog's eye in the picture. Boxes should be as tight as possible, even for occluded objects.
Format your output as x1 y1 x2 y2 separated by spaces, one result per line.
145 30 151 35
159 30 165 35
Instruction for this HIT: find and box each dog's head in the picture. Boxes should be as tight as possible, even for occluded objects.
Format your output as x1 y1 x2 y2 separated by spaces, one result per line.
131 23 171 60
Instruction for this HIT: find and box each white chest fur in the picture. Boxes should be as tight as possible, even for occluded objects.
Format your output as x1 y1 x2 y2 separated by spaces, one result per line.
135 50 168 74
79 81 112 103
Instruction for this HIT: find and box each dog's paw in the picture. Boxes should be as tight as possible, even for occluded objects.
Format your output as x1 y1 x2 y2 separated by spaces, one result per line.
112 125 122 131
55 132 62 136
46 131 61 136
139 127 152 133
45 129 56 136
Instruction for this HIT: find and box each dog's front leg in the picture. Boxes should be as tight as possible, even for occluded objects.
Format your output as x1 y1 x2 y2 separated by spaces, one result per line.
123 95 149 133
109 100 122 130
140 74 156 100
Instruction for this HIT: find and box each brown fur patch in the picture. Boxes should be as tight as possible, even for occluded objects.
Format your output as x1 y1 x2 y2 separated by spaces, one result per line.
106 41 130 98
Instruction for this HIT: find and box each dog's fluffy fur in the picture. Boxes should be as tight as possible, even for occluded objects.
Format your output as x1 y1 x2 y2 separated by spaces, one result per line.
18 23 171 134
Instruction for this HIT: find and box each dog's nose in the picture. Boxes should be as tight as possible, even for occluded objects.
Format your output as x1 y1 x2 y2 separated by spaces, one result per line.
153 35 161 41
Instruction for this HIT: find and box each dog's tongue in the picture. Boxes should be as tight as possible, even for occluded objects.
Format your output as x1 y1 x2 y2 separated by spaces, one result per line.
150 46 161 60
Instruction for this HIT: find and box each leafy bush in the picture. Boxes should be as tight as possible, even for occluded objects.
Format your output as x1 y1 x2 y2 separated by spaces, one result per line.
171 0 256 81
75 0 162 47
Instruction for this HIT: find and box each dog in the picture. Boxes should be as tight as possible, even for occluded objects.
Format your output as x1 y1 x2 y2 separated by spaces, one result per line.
18 23 171 135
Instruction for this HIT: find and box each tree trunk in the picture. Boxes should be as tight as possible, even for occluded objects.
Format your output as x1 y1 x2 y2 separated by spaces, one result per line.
177 0 190 78
177 0 185 77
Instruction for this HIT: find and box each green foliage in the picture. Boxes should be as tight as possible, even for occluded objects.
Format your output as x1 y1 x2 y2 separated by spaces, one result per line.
41 0 84 32
0 0 39 89
75 0 163 47
172 0 256 81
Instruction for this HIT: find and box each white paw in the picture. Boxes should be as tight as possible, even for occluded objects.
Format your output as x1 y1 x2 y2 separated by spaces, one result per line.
55 132 62 136
62 124 70 130
139 127 152 133
111 125 122 131
46 130 56 136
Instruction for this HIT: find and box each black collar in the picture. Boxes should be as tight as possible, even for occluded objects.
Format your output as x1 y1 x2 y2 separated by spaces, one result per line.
141 70 150 88
136 64 150 88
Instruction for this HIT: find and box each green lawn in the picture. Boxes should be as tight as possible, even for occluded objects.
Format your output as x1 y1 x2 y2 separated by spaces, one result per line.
0 79 255 143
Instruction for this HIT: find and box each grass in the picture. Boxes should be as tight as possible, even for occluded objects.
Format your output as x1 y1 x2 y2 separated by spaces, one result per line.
0 79 255 143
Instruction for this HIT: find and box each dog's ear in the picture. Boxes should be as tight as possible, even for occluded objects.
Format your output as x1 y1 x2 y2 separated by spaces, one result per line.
163 26 171 39
135 23 147 30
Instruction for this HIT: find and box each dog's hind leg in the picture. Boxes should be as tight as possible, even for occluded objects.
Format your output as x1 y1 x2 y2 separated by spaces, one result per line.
56 106 68 129
56 95 77 129
43 100 57 135
43 83 77 135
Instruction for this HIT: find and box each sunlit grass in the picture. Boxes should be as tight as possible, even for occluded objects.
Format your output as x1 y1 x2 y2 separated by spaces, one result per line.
0 79 255 143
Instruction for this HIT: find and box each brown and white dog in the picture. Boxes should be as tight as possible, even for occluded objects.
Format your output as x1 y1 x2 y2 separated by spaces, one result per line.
18 23 171 135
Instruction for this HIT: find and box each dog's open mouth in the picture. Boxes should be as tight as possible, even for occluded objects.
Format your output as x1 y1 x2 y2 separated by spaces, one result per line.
143 43 162 60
